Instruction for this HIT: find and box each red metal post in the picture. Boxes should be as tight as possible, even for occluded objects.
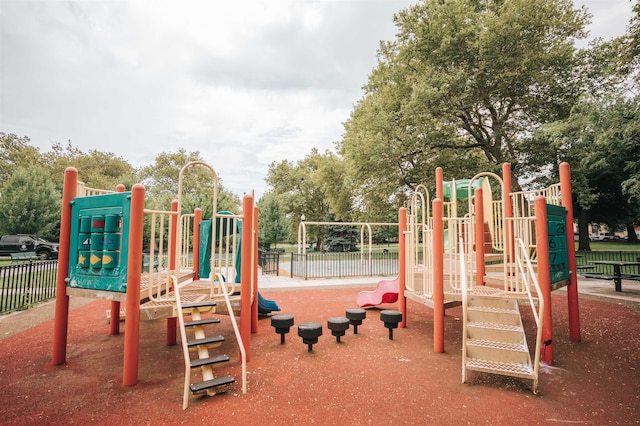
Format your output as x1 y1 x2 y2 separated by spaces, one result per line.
474 188 485 287
109 184 126 336
51 167 77 365
193 208 202 280
560 162 581 342
166 200 179 346
398 207 407 328
123 184 145 386
240 195 253 360
433 198 444 353
251 205 259 333
534 196 554 365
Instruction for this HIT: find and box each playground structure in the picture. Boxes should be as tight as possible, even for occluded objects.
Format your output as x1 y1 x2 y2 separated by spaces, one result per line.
395 162 579 393
51 161 261 408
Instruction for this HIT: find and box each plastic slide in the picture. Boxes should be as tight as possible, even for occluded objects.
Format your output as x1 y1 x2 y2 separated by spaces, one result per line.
356 277 399 308
258 291 281 315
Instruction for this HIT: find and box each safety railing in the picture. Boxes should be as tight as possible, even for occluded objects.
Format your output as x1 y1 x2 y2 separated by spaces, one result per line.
0 260 58 315
514 237 544 393
290 251 398 279
144 208 177 302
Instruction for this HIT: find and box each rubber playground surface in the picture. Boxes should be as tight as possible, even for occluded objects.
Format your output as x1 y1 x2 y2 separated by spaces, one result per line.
1 275 639 425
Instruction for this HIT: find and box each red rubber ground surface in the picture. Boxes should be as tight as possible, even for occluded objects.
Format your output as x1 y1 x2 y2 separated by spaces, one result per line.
1 287 639 425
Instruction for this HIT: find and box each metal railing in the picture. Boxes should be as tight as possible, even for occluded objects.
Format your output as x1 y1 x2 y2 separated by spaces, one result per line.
290 251 398 279
258 250 280 275
0 260 58 315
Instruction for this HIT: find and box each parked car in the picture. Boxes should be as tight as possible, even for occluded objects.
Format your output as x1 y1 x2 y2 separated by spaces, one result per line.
0 234 59 259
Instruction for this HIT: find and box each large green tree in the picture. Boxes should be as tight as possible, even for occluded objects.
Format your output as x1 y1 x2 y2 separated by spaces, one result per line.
138 148 240 216
0 166 61 240
0 133 42 183
42 141 137 191
340 0 589 214
266 149 351 245
257 192 288 250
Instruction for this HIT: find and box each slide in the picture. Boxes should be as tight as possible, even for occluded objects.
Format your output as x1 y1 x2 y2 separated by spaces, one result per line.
258 291 281 315
356 277 399 308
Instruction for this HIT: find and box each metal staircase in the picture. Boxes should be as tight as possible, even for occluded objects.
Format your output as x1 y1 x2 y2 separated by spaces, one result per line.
173 276 246 409
462 294 537 389
461 238 543 393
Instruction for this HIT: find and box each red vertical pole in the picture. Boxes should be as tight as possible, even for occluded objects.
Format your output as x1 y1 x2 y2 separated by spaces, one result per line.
123 184 145 386
398 207 407 328
474 188 485 287
251 205 259 333
535 196 553 365
560 162 581 342
166 200 178 346
193 208 202 280
502 163 514 262
240 195 253 361
52 167 77 365
436 167 443 200
433 198 444 353
109 184 126 336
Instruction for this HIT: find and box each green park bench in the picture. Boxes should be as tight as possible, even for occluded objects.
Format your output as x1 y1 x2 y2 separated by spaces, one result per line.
10 252 39 263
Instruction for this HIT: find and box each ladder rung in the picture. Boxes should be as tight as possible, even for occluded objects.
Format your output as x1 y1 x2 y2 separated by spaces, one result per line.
187 335 224 347
182 301 217 310
184 318 220 327
190 376 235 393
190 354 230 369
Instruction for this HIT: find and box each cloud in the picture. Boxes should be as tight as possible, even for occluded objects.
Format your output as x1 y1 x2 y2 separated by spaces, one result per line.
0 0 634 200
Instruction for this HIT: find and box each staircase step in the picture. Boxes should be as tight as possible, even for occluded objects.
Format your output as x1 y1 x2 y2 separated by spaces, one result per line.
189 375 235 393
182 301 217 310
466 357 534 379
467 306 521 326
190 354 230 369
187 335 225 347
466 338 530 364
184 318 221 328
467 321 524 343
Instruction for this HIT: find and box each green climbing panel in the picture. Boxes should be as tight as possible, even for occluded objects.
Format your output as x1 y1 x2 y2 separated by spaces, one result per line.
547 204 570 284
68 192 131 292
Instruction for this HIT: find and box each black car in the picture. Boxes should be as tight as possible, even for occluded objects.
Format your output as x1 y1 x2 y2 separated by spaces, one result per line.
0 234 60 260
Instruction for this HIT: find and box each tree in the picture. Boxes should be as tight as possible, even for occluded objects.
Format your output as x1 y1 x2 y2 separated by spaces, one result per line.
42 141 137 191
138 149 241 215
257 192 288 250
266 149 344 247
340 0 590 214
0 166 61 240
0 133 42 183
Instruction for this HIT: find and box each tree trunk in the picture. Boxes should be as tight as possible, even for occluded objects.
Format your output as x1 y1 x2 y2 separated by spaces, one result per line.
626 223 639 244
577 209 591 251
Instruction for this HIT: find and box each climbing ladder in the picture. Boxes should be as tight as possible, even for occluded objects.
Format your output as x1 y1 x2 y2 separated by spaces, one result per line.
174 275 246 409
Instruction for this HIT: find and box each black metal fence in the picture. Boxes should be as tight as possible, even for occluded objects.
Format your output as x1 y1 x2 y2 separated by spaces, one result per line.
291 251 399 279
1 260 58 315
258 249 280 276
576 250 640 275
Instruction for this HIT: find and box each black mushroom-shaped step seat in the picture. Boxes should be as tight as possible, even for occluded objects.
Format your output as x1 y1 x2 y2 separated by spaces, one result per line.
380 310 402 340
345 308 366 334
271 314 295 344
327 317 350 343
298 322 323 352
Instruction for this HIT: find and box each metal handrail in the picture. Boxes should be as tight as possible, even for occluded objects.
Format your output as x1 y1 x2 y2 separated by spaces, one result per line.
514 237 544 393
214 273 247 395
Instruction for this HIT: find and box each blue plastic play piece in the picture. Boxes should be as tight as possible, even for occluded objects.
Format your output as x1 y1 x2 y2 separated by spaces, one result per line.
258 291 281 314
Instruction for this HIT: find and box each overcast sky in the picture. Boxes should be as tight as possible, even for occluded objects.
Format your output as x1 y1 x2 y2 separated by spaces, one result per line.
0 0 635 199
